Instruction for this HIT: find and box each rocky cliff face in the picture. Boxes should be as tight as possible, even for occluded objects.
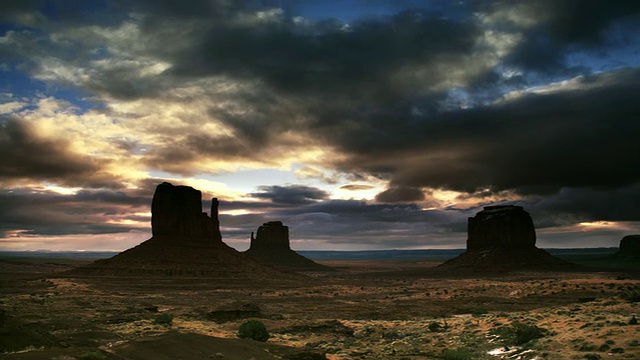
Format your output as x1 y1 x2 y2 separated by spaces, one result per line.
467 205 536 251
245 221 329 271
151 182 221 242
441 205 571 270
617 235 640 258
250 221 290 250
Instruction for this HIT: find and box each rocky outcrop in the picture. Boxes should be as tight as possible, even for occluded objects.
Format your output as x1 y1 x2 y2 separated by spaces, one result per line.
244 221 329 271
151 182 221 243
467 205 536 251
441 205 571 270
252 221 290 249
615 235 640 258
66 183 297 279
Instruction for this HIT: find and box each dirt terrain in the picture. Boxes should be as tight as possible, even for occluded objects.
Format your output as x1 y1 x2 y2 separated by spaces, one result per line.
1 257 640 359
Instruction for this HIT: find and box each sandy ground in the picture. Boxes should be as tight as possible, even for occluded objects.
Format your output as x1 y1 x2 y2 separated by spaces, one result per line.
1 257 640 359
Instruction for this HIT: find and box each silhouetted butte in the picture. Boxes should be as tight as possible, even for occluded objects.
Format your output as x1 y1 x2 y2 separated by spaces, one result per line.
244 221 330 271
66 182 294 278
614 235 640 259
440 205 572 270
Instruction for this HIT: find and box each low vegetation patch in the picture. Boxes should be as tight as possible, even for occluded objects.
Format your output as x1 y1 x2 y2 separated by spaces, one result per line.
439 348 475 360
152 314 173 327
238 320 270 342
620 290 640 303
490 322 548 346
429 321 447 332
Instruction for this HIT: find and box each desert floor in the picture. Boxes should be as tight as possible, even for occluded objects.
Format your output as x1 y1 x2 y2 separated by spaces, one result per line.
1 257 640 360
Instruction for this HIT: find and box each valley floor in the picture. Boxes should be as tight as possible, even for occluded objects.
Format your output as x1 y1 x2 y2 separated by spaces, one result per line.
1 257 639 359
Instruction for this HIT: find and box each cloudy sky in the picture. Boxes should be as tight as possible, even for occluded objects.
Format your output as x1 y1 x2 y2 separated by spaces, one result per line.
1 0 639 252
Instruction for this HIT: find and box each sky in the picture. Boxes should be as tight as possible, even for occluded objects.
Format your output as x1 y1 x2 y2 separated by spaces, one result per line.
1 0 639 252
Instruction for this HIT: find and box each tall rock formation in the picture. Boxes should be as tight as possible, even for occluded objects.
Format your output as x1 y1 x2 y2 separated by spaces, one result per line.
151 182 221 242
244 221 329 271
615 235 640 258
467 206 536 251
66 183 296 279
441 205 571 270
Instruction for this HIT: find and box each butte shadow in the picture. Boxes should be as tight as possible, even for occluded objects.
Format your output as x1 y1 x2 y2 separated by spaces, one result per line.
64 182 300 280
244 221 331 272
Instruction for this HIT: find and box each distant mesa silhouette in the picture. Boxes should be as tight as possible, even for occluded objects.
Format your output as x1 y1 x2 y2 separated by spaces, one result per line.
614 235 640 259
244 221 330 271
440 205 572 269
66 182 296 278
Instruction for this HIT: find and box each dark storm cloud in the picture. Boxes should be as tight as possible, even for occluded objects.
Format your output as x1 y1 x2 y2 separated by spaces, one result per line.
545 0 640 44
0 0 45 21
275 199 458 224
0 117 121 189
106 1 640 196
0 188 149 237
219 197 469 248
2 0 639 249
331 68 640 196
278 199 468 248
487 0 640 71
116 0 243 18
251 185 329 205
521 184 640 228
375 186 424 203
171 9 476 97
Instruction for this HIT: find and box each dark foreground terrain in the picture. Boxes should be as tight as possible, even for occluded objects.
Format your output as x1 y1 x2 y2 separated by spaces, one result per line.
1 253 639 360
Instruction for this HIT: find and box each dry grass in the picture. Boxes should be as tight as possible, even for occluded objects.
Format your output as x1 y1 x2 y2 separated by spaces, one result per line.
1 258 639 359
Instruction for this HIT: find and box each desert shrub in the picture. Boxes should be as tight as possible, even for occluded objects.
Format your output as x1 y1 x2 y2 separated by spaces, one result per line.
490 322 547 346
238 320 270 342
152 313 173 327
578 343 596 351
382 330 400 340
78 351 107 360
512 322 547 345
439 348 475 360
429 321 445 332
630 316 638 325
143 305 159 312
583 354 601 360
471 307 488 316
621 290 640 303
